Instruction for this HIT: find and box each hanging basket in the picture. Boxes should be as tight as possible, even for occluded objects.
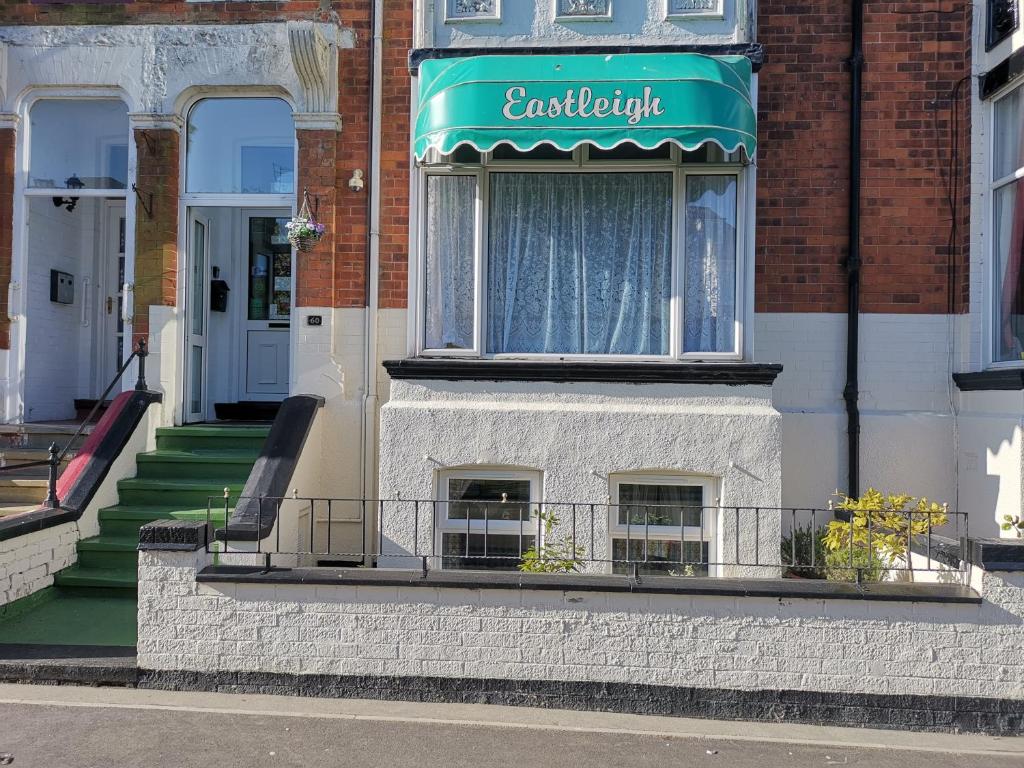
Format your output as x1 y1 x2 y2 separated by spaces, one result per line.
287 190 326 252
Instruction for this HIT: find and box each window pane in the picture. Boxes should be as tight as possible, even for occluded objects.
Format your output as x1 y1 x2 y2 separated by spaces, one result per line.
29 100 128 190
491 143 573 161
447 477 531 521
994 180 1024 361
989 0 1018 48
612 539 708 576
425 176 476 349
487 173 673 355
994 86 1024 181
684 175 738 353
617 483 704 527
191 221 206 336
442 533 535 570
588 142 672 161
187 99 294 194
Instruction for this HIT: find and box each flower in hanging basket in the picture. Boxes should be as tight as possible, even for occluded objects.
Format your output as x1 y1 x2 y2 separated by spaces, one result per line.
286 216 326 251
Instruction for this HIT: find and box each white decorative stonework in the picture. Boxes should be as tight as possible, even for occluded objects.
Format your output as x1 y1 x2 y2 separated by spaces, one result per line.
666 0 724 18
288 21 341 131
446 0 501 22
555 0 612 20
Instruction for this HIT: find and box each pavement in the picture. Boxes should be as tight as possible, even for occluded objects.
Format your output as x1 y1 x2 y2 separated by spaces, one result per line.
0 683 1022 768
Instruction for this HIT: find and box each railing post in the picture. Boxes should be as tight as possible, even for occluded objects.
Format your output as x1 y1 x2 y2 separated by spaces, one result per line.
43 442 60 509
134 338 148 391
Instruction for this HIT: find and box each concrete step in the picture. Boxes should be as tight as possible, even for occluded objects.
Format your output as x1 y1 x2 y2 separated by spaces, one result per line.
0 478 49 503
0 502 40 518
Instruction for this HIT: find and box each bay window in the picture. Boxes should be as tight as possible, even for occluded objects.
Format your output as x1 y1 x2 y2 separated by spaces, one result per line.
992 85 1024 364
419 144 744 359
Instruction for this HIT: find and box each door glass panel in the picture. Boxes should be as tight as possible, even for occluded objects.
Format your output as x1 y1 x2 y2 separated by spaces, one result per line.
191 221 206 336
248 217 292 321
190 345 203 414
116 216 126 370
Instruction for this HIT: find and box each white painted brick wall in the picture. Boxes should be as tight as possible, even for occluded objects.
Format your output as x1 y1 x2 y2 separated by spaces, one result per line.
138 550 1024 701
0 523 78 606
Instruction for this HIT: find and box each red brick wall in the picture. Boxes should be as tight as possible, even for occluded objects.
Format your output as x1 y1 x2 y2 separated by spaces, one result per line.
132 127 179 345
0 128 14 350
378 0 413 310
296 129 338 308
0 2 324 25
756 1 971 314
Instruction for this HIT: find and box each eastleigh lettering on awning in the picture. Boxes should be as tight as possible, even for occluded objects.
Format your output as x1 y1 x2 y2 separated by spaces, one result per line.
413 52 756 160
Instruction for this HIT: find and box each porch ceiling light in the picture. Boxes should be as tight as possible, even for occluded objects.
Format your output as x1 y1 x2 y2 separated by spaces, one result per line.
52 173 85 212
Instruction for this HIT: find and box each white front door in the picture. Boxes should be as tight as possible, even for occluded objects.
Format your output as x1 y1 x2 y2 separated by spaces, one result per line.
240 211 291 401
184 213 211 422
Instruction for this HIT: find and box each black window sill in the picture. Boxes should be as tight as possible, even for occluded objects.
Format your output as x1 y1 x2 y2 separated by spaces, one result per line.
953 369 1024 391
383 359 783 386
197 565 981 603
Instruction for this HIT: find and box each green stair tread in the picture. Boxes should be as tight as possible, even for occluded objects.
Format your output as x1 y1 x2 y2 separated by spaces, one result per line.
0 587 137 647
100 504 231 518
77 536 141 552
155 426 270 438
118 478 246 489
54 566 138 588
137 449 260 462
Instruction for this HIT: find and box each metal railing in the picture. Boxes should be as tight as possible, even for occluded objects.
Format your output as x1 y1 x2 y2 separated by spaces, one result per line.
0 339 149 510
207 494 969 583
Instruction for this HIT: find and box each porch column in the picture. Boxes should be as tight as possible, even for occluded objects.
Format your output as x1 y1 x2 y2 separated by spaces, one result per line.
0 115 17 351
294 120 340 308
130 114 182 347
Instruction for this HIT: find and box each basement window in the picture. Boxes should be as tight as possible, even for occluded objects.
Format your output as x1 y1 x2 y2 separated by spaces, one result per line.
436 469 541 570
609 475 714 576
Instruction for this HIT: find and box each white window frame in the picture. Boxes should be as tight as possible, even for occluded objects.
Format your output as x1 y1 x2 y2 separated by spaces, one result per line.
988 80 1024 368
435 468 543 569
415 145 747 362
608 473 717 574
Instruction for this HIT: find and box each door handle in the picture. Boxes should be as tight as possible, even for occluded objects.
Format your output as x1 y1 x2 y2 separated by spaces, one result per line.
106 296 113 315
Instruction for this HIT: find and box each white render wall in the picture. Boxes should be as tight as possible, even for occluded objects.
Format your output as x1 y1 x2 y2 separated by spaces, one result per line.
138 548 1024 702
0 523 76 606
378 378 781 573
756 312 959 515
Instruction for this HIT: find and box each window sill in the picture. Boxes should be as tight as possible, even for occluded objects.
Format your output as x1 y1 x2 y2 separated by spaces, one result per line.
952 369 1024 391
384 359 783 385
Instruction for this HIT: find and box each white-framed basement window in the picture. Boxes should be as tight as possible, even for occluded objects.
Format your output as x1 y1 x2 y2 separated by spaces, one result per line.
609 474 715 576
417 143 745 361
991 82 1024 365
436 468 542 570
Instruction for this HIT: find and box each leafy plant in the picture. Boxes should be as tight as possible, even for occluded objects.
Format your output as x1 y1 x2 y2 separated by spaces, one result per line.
781 523 829 579
1001 514 1024 538
823 489 948 582
519 508 586 573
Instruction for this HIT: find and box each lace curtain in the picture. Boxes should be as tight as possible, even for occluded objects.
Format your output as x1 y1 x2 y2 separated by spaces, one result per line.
424 175 476 349
684 175 738 353
487 173 673 355
424 169 740 356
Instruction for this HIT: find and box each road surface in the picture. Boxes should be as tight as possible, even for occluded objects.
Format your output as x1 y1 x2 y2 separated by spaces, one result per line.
0 683 1020 768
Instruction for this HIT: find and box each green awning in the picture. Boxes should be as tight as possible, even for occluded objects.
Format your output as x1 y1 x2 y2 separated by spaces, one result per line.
414 52 756 160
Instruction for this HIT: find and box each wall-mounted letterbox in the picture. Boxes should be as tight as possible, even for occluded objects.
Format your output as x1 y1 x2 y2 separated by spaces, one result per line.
50 270 74 305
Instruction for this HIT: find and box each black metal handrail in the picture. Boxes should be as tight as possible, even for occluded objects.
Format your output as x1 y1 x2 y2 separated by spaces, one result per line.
0 339 150 510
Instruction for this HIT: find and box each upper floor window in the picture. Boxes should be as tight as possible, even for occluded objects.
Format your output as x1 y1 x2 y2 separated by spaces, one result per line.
992 84 1024 364
988 0 1018 50
186 98 295 195
28 99 128 191
419 143 744 359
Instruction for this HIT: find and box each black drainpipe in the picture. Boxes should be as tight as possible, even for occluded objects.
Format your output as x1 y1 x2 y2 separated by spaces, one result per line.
844 0 864 498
